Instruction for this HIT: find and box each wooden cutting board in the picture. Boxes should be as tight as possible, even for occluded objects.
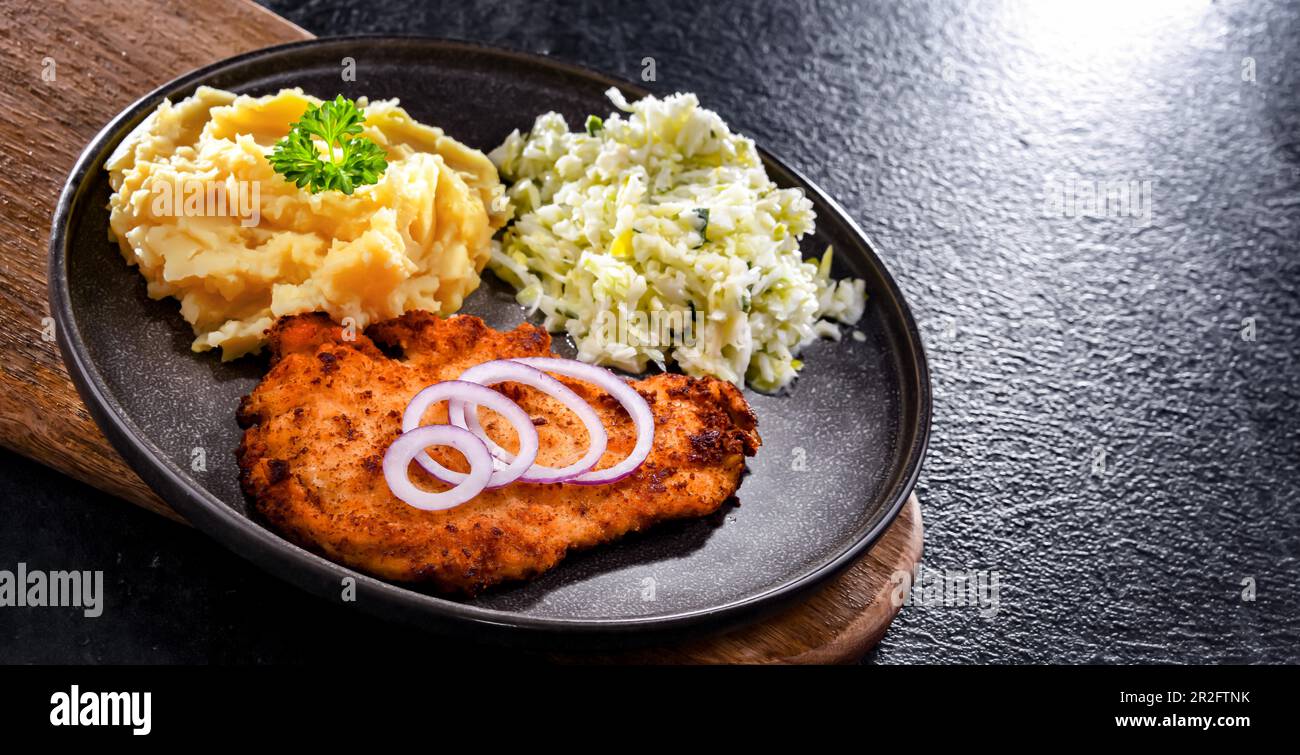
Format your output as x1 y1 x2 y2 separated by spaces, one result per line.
0 0 923 663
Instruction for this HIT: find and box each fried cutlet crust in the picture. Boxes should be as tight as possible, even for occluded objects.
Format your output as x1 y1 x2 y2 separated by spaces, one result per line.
236 312 760 594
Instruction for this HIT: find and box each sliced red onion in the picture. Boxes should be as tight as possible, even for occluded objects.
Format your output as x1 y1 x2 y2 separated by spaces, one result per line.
449 360 607 484
402 380 539 489
383 425 493 510
511 357 655 485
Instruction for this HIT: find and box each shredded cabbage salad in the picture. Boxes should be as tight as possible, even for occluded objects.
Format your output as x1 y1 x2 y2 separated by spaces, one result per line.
488 89 866 392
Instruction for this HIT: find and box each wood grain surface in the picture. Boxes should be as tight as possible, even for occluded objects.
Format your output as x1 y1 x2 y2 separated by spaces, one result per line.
0 0 923 663
0 0 309 520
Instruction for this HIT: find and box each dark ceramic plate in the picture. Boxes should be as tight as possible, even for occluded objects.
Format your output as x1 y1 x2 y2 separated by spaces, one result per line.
48 37 930 643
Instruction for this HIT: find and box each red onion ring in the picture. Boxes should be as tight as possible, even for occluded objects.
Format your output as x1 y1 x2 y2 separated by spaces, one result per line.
511 357 655 485
449 360 608 484
383 424 493 510
402 380 540 489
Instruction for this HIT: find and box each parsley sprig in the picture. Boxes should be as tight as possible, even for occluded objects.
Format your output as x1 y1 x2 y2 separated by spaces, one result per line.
269 95 388 195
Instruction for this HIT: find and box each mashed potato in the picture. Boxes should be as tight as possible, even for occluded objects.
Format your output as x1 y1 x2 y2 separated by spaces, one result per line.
105 86 507 359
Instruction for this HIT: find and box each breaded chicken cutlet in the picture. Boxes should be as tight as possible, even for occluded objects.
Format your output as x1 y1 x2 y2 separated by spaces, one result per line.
236 312 760 594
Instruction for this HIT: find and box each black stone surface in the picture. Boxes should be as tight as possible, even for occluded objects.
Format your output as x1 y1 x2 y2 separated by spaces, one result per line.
3 0 1297 663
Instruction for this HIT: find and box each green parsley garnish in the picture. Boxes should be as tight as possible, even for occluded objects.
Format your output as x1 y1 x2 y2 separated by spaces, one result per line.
269 95 388 195
585 115 604 136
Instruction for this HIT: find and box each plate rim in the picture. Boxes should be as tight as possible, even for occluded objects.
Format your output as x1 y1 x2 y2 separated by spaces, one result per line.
47 34 932 638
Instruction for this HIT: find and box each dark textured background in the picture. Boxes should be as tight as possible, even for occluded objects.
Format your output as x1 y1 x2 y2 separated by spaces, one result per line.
3 0 1298 663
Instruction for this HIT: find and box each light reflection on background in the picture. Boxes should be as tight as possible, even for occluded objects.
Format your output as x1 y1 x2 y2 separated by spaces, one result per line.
1002 0 1214 59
